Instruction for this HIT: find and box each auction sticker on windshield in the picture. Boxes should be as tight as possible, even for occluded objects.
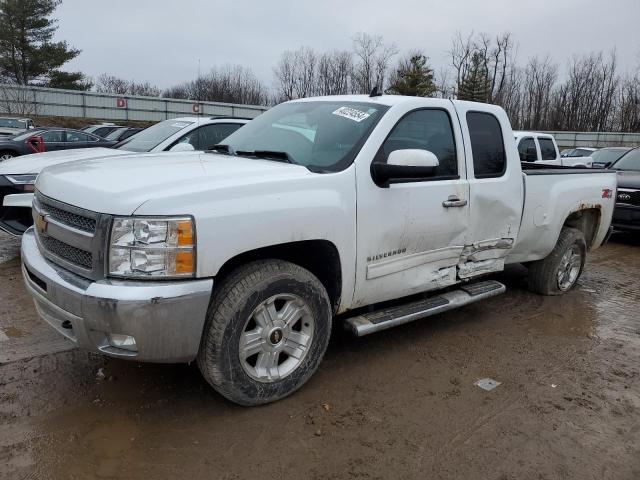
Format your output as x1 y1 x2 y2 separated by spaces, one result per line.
332 106 371 122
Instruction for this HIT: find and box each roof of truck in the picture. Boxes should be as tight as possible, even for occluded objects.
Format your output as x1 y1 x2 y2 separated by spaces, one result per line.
514 131 555 139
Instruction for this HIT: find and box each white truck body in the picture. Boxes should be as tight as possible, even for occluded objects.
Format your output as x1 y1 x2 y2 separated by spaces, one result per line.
20 95 617 404
515 131 593 168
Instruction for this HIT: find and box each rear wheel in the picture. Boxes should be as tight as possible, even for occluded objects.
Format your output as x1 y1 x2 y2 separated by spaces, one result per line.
528 227 586 295
197 259 332 406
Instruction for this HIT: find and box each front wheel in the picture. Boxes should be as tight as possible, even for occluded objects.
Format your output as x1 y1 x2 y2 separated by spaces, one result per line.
0 151 16 162
528 227 586 295
197 260 332 406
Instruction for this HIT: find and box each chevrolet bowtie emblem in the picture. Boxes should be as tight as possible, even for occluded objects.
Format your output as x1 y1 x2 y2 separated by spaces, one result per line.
35 213 48 234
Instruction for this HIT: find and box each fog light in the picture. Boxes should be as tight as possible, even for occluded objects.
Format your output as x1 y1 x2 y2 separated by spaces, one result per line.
107 333 137 352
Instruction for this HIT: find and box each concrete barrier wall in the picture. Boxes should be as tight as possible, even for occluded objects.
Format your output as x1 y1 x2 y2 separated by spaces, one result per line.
541 131 640 149
0 84 268 122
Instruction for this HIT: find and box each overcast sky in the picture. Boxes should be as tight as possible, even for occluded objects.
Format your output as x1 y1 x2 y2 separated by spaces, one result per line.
55 0 640 91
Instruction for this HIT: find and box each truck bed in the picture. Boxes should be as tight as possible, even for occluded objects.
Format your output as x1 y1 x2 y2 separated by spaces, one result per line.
507 167 617 264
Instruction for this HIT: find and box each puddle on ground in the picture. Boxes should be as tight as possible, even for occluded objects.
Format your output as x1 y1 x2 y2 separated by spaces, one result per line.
2 326 26 338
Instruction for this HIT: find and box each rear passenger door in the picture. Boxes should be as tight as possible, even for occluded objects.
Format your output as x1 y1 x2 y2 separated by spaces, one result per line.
39 130 66 152
455 105 524 278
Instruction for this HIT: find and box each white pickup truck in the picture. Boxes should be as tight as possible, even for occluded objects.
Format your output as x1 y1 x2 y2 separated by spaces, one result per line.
515 131 593 168
21 94 616 405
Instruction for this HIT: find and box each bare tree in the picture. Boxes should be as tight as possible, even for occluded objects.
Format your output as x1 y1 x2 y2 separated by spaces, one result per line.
521 56 558 130
352 33 397 93
163 65 268 105
95 74 129 94
617 74 640 132
273 50 297 101
316 50 353 96
552 52 618 131
293 47 317 98
95 74 161 97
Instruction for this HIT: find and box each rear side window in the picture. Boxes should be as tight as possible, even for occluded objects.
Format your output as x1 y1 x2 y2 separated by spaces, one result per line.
467 112 506 178
538 138 557 160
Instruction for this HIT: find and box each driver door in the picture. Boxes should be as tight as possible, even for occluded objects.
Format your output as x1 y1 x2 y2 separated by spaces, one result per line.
352 105 470 308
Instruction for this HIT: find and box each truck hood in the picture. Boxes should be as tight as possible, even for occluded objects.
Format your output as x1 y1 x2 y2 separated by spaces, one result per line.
616 170 640 189
36 152 313 215
0 147 128 175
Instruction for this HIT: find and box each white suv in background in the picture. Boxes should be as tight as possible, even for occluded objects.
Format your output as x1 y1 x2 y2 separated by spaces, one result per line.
0 116 250 235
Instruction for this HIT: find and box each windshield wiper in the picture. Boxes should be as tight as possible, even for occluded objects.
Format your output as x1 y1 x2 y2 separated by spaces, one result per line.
235 150 296 164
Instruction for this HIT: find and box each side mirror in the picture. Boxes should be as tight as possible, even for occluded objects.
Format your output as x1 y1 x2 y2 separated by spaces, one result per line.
371 149 439 187
603 161 612 169
169 142 195 152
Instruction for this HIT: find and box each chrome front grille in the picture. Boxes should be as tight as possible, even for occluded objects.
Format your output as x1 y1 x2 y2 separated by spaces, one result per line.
39 200 96 233
39 234 93 269
33 192 110 280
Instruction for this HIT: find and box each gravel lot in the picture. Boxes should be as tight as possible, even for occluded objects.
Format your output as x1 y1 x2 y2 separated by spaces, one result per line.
1 231 639 480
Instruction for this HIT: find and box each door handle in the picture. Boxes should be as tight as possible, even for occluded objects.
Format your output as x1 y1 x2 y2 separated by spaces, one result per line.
442 196 468 208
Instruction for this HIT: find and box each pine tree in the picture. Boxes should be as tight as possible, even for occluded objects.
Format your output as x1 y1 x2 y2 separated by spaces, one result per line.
47 71 92 90
387 53 437 97
457 52 490 102
0 0 81 86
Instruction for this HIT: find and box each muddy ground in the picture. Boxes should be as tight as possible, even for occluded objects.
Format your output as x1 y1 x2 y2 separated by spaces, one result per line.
1 231 639 480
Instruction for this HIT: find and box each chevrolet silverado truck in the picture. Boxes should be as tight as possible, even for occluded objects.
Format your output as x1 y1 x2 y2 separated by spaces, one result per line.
20 94 616 406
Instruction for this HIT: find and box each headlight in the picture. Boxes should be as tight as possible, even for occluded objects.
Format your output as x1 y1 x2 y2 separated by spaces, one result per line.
5 174 37 192
108 217 196 278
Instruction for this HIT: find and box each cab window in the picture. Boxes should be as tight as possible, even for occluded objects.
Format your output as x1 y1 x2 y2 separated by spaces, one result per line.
467 112 506 178
378 109 458 177
538 138 557 160
518 137 536 161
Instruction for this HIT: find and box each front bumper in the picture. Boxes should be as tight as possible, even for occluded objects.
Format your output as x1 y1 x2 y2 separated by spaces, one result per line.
21 228 213 362
612 204 640 232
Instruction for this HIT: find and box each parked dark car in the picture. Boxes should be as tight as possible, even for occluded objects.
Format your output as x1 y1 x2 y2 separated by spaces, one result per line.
0 128 115 161
81 123 124 137
591 147 634 169
104 127 143 142
609 147 640 232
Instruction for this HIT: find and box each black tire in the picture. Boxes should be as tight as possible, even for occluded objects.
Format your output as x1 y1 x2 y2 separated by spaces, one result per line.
528 227 586 295
197 259 332 406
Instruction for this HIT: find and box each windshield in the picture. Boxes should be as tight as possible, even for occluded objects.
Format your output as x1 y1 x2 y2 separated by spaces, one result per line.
0 118 26 129
612 149 640 171
105 127 128 140
591 148 630 165
219 101 389 172
115 120 194 152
